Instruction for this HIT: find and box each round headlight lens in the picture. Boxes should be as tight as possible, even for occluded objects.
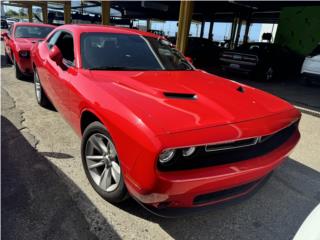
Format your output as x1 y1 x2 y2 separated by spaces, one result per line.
159 149 175 164
182 147 196 157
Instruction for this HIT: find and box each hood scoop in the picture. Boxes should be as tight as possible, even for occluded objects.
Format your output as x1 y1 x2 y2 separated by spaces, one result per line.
163 92 197 100
237 86 245 93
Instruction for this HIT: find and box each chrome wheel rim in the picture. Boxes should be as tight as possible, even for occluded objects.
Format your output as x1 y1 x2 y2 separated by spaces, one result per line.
34 71 41 102
85 133 121 192
266 67 274 80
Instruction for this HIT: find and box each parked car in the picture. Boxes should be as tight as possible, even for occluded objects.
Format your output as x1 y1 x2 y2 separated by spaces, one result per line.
32 25 301 209
168 37 222 69
220 42 303 81
6 17 20 26
2 22 55 79
1 19 9 40
300 43 320 85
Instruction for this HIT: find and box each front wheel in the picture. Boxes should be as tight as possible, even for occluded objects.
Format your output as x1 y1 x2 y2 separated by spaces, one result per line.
34 68 50 108
14 57 25 80
81 122 128 203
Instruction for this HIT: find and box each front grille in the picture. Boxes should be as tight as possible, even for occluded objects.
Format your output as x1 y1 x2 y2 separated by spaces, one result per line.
193 179 260 205
158 122 298 171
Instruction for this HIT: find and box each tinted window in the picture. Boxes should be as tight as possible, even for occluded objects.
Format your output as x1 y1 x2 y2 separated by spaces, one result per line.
47 31 61 49
55 32 74 65
81 33 193 71
14 26 54 38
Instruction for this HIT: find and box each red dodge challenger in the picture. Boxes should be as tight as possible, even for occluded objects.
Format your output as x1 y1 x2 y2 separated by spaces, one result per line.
31 24 301 209
2 22 55 79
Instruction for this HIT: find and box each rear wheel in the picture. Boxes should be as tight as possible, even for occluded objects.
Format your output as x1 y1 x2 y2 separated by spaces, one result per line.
14 57 25 80
34 68 50 108
81 122 128 203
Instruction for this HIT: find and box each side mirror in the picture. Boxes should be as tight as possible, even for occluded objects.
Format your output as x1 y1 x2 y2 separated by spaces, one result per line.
1 32 8 38
49 45 63 66
185 56 193 63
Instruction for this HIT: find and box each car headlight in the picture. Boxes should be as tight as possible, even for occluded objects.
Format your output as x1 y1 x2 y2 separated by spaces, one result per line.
19 50 30 58
158 149 176 164
182 147 196 157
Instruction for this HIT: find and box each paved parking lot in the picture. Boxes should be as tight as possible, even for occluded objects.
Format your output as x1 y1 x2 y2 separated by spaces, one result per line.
1 44 320 240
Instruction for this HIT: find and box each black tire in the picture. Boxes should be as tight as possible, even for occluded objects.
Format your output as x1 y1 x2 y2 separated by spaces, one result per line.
5 50 12 64
14 57 25 80
81 121 128 203
34 68 50 108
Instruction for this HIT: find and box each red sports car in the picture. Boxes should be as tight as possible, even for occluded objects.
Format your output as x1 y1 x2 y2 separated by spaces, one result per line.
31 24 301 209
2 22 55 79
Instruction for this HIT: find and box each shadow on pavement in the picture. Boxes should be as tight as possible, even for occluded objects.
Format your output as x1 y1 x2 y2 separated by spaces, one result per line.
116 158 320 240
1 116 120 240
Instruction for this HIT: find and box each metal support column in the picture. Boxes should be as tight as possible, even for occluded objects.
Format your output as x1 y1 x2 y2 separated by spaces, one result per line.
101 1 110 25
229 16 239 49
28 5 32 22
64 1 71 24
176 0 194 54
42 2 48 23
234 19 243 47
208 21 214 41
243 19 251 44
200 20 205 38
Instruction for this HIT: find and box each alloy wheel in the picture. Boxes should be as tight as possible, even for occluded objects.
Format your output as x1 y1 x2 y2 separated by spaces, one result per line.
34 71 42 102
85 133 121 192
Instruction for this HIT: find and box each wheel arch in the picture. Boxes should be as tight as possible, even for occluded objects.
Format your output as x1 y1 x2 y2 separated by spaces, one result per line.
80 110 104 135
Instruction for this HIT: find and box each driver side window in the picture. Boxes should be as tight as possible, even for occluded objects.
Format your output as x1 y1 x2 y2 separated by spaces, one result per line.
47 31 61 49
48 31 75 67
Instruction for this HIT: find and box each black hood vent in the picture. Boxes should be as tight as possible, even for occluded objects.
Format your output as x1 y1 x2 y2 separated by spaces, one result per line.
163 92 197 100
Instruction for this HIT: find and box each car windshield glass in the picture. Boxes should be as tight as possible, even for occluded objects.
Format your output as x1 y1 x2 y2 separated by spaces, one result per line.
81 33 193 71
14 26 54 38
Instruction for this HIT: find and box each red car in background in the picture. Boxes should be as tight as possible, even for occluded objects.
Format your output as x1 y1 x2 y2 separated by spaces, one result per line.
31 25 301 210
2 22 55 79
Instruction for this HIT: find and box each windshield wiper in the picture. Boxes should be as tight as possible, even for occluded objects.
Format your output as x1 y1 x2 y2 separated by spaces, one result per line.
88 66 144 71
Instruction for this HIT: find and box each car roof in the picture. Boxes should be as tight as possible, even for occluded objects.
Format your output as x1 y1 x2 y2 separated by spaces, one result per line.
55 24 161 38
13 22 56 28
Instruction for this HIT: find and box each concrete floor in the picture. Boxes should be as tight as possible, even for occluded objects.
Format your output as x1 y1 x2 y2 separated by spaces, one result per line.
1 44 320 240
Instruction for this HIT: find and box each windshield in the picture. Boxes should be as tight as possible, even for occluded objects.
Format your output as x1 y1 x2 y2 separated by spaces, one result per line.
81 33 193 71
14 26 54 39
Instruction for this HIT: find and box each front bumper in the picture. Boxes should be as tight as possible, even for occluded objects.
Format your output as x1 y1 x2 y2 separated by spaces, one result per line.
16 57 33 75
125 109 301 208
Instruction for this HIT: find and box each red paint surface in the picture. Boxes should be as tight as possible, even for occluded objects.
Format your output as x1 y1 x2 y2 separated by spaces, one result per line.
32 25 301 208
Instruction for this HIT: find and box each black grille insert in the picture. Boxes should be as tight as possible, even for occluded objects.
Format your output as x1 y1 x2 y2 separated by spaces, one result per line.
158 123 298 171
193 179 260 205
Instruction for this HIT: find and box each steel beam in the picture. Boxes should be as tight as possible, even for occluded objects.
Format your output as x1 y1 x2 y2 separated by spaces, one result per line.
101 1 110 25
176 1 194 54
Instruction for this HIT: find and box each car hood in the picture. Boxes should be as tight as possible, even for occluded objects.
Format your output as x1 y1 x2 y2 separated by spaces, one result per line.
87 70 294 134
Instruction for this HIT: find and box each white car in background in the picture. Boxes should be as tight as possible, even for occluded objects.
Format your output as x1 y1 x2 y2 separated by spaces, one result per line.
300 43 320 85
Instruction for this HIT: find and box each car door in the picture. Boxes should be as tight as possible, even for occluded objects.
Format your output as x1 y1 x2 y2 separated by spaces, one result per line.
37 30 62 105
45 31 76 123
